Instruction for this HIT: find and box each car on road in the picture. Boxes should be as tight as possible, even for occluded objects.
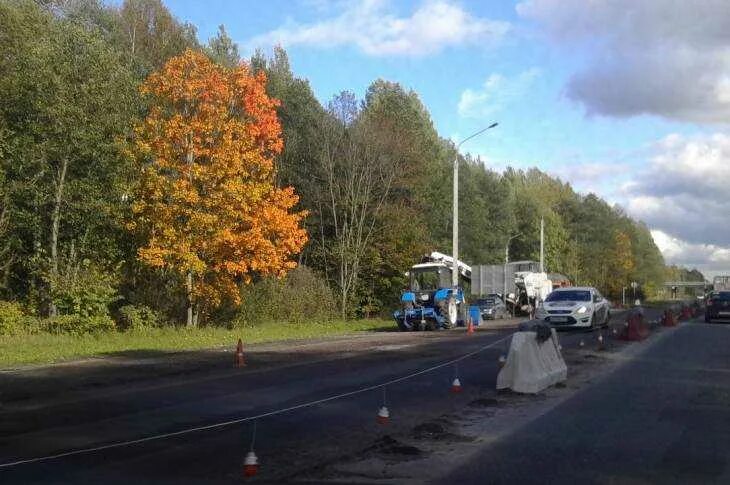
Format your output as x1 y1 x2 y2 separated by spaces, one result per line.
705 291 730 323
473 294 509 320
535 287 610 329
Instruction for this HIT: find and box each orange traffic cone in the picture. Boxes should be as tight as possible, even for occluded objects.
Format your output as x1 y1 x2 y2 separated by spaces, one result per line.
243 451 259 477
377 405 390 425
467 319 475 335
451 377 462 393
234 339 246 368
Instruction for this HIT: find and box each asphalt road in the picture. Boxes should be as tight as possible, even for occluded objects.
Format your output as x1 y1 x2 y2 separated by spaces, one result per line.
438 320 730 484
0 309 658 484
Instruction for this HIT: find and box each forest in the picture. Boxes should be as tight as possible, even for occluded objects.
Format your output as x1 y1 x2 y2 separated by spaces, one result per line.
0 0 698 336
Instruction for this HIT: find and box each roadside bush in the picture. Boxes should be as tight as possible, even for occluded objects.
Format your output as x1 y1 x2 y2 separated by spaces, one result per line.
116 304 161 331
235 265 336 327
0 301 30 335
51 262 120 318
42 314 116 336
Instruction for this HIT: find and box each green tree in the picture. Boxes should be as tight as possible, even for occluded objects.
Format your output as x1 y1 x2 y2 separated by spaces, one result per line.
206 24 240 68
0 0 139 314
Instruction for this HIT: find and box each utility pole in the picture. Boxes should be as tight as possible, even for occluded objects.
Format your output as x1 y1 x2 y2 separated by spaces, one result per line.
451 122 498 288
504 232 522 298
540 217 545 273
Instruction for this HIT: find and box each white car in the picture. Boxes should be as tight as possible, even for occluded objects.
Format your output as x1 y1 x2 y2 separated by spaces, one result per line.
535 287 610 329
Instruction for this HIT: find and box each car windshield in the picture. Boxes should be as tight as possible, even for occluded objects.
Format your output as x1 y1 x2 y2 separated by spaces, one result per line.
712 292 730 300
476 298 496 306
546 290 591 302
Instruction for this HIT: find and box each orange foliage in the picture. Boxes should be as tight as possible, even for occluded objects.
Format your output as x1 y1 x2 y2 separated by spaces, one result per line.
130 49 307 311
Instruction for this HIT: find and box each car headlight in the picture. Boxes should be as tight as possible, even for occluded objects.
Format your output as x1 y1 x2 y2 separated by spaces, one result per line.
577 306 587 314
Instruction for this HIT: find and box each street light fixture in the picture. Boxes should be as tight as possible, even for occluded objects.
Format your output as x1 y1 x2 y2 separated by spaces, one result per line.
452 122 499 287
504 232 522 290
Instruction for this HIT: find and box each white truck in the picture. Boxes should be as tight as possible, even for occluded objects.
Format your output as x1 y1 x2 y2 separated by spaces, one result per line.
471 261 552 316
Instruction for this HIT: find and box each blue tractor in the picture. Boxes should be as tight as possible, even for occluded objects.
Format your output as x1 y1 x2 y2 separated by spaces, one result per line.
393 252 472 331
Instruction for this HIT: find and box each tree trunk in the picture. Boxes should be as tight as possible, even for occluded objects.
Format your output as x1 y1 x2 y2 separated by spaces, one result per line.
185 130 196 327
48 158 68 317
186 270 194 327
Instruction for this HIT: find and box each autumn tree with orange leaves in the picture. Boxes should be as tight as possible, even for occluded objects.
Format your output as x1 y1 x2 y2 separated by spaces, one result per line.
130 49 307 326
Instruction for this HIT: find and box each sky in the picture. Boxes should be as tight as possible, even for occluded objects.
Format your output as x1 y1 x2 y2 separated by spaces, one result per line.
161 0 730 279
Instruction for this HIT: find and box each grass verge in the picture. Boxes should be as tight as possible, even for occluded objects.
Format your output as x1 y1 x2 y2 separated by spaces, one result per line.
0 319 393 368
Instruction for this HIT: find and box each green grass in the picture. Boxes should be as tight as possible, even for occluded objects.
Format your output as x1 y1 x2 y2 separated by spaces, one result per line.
0 319 393 368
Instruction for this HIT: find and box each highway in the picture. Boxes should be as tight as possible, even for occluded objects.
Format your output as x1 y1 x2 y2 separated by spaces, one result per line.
0 308 678 484
439 320 730 484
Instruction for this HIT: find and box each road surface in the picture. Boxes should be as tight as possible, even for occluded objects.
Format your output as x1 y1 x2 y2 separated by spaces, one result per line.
0 308 690 484
438 320 730 484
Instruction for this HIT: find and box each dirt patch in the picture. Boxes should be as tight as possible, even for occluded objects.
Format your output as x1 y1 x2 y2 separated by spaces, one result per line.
468 397 499 408
370 435 424 457
412 420 474 443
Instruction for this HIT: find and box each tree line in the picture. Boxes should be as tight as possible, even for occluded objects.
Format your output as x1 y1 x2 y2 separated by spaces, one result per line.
0 0 685 332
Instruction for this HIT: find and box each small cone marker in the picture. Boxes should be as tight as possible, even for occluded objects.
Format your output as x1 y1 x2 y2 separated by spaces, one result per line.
234 339 245 368
243 421 259 478
451 377 462 393
377 405 390 425
243 451 259 477
467 319 475 335
597 333 605 351
498 355 507 367
579 339 585 348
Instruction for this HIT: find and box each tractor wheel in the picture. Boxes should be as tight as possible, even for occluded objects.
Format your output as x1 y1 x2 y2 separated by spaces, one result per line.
457 303 468 327
439 297 458 329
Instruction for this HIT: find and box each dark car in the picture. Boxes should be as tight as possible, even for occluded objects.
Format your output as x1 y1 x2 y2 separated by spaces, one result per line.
705 291 730 323
474 294 508 320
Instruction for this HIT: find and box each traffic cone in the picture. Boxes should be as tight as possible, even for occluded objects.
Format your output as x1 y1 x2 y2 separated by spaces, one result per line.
579 339 585 348
467 319 475 335
243 451 259 477
451 377 462 393
234 339 246 368
597 333 605 351
377 405 390 425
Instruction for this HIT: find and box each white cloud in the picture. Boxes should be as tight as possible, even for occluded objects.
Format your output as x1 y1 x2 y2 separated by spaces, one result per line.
457 68 540 118
651 229 730 279
517 0 730 123
246 0 510 57
615 132 730 276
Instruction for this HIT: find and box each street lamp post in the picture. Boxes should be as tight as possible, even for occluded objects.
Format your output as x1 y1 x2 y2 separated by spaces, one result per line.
504 232 522 295
504 232 522 317
452 122 499 288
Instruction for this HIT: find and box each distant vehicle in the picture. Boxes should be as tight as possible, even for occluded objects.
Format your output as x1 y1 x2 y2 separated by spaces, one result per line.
474 294 508 320
548 272 572 289
705 291 730 323
471 261 552 316
535 287 610 329
713 276 730 291
393 252 470 331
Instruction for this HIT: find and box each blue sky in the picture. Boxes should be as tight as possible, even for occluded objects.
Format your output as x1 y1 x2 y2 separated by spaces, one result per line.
160 0 730 277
